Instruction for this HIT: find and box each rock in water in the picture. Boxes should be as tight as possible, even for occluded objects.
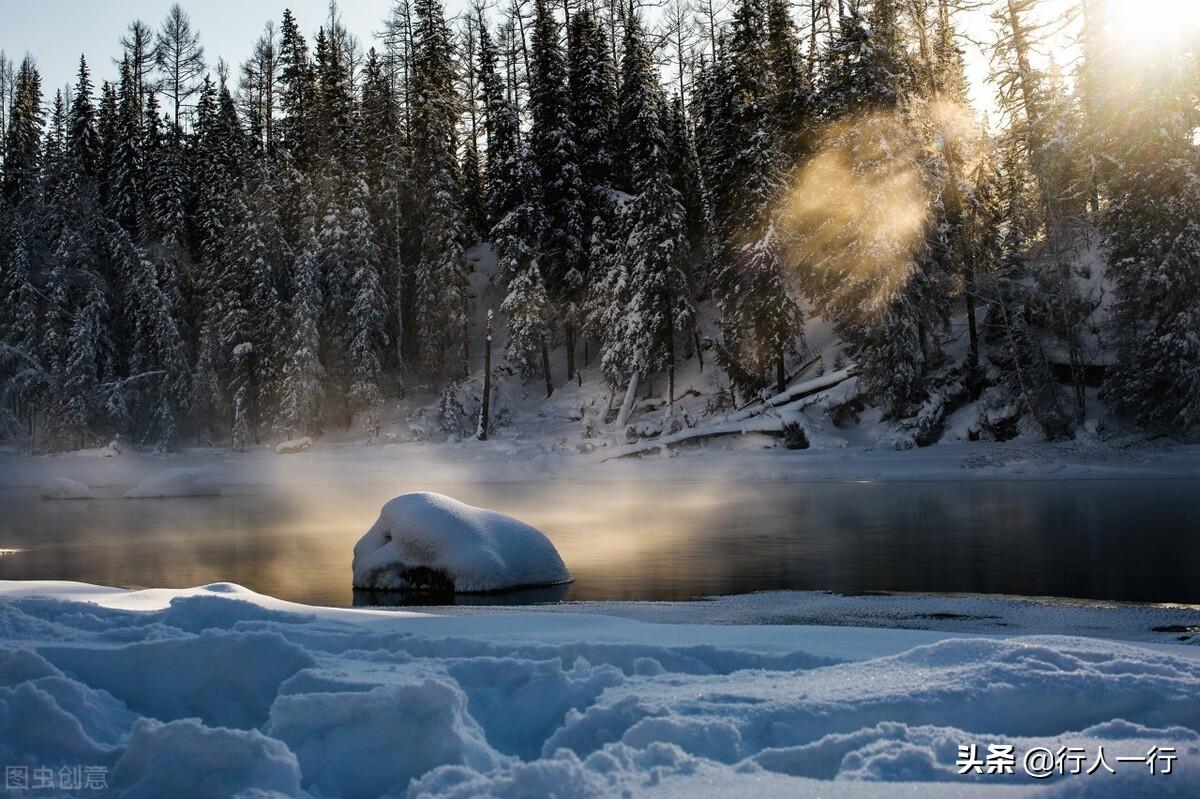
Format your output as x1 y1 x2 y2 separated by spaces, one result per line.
351 492 571 593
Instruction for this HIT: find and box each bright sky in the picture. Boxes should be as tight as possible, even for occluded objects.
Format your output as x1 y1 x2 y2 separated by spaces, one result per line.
0 1 424 97
0 0 1048 120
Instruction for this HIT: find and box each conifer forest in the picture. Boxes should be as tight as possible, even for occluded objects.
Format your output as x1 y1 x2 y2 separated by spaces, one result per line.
1 0 1197 454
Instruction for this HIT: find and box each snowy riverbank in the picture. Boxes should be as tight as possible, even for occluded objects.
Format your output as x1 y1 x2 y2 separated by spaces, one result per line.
2 435 1198 494
1 581 1198 797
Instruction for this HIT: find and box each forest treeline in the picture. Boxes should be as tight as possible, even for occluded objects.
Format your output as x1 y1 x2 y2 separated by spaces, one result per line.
0 0 1196 452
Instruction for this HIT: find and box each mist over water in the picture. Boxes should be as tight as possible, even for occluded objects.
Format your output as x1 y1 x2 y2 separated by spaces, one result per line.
1 477 1197 606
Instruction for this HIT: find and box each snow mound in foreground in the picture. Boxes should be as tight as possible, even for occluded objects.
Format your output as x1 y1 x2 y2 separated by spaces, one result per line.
40 477 93 500
352 492 570 593
124 467 222 499
2 583 1199 798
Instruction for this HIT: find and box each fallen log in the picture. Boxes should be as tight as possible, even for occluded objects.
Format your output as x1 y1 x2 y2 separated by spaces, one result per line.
593 368 860 462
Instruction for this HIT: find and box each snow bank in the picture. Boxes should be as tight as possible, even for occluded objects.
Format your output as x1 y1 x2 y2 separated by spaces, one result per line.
267 681 500 798
124 467 222 498
110 717 302 799
274 437 312 454
1 581 1199 797
352 492 571 593
39 476 93 500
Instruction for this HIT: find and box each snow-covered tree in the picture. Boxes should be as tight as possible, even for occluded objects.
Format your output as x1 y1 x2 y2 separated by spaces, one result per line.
278 222 324 438
528 0 587 379
1101 25 1200 432
410 0 470 382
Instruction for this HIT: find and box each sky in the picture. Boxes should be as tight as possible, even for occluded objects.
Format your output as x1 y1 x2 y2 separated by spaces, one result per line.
0 0 417 97
1 0 1036 123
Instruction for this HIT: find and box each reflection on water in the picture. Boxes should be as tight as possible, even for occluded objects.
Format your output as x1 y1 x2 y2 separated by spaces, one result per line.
352 584 572 607
0 479 1197 606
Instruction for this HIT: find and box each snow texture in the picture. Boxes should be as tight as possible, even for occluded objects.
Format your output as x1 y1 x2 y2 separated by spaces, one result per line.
39 476 93 500
124 467 222 499
275 437 313 454
351 492 571 593
0 581 1198 797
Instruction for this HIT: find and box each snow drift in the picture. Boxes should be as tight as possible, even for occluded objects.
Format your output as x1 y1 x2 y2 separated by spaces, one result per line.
39 477 93 500
124 467 222 499
1 581 1198 798
275 437 312 454
352 492 570 593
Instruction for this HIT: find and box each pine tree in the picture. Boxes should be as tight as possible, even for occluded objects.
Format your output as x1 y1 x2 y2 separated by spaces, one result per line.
1101 23 1200 432
411 0 470 381
277 8 313 165
2 58 44 205
496 146 553 391
60 284 109 447
458 22 487 238
601 10 695 401
109 58 145 235
278 217 324 438
708 0 804 397
42 91 69 205
111 226 189 448
980 134 1072 439
220 173 285 435
344 176 389 423
765 0 813 165
783 0 949 416
190 319 224 442
567 5 616 200
665 95 705 250
96 81 119 209
230 343 253 451
478 14 519 226
68 56 100 180
529 0 586 378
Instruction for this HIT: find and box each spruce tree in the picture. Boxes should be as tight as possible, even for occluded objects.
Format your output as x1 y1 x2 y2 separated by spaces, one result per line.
410 0 470 381
496 146 553 391
1101 27 1200 432
709 0 804 397
529 0 586 378
68 56 100 180
278 213 324 438
603 11 695 401
2 58 44 204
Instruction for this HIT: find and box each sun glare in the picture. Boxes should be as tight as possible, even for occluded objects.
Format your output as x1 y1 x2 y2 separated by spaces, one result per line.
1106 0 1200 50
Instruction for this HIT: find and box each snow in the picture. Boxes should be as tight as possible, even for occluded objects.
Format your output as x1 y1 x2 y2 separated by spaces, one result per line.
352 492 571 593
124 467 223 499
110 717 302 799
275 437 313 454
0 580 1197 797
39 476 93 500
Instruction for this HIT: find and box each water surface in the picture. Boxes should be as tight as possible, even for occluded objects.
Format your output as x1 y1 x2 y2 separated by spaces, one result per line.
0 479 1197 606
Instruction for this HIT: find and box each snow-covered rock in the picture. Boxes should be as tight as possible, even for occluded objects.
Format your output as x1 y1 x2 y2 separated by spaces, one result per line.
352 492 571 593
124 468 222 499
39 476 93 500
274 437 312 455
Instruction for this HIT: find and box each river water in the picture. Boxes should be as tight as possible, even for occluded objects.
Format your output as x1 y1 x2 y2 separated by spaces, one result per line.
1 478 1197 606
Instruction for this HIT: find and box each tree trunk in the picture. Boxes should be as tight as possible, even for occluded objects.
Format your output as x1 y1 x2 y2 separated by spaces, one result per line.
478 311 492 440
565 323 576 381
965 264 981 395
542 339 553 398
615 367 640 429
776 349 786 395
